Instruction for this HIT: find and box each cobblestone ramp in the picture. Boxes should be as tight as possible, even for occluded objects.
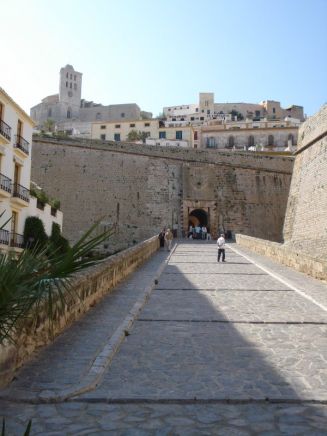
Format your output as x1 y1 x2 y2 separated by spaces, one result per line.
1 242 327 434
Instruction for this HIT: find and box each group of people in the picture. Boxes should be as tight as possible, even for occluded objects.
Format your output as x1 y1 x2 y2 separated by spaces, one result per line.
159 226 227 262
158 228 173 251
188 225 211 240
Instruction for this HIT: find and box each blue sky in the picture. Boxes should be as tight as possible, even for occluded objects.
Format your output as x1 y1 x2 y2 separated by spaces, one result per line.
1 0 326 117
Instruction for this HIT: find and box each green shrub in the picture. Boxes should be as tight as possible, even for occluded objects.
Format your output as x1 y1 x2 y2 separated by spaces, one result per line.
50 223 70 254
23 217 48 249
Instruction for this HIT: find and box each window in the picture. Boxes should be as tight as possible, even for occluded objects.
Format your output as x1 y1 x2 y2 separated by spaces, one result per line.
191 117 194 121
121 113 125 118
195 108 198 112
48 108 52 117
194 131 198 140
248 135 254 147
144 122 150 127
100 125 106 129
115 124 121 128
66 81 68 87
201 109 204 113
172 118 176 121
200 117 204 121
96 113 102 120
207 110 210 114
168 108 171 111
159 131 166 139
255 110 260 117
67 109 71 119
180 118 184 121
272 107 276 114
114 133 121 141
228 136 235 147
176 131 182 140
288 133 294 145
74 75 76 81
130 123 135 127
74 83 77 90
268 135 274 146
70 74 72 79
100 134 106 141
70 83 72 89
66 72 68 78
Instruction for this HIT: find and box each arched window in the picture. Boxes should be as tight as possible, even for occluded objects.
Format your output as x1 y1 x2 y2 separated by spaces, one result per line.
268 135 274 146
67 108 71 119
248 135 254 147
288 133 294 145
228 135 235 148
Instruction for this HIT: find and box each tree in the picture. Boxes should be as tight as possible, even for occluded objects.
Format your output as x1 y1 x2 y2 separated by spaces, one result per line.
0 220 115 343
23 216 48 250
229 110 244 121
49 222 70 254
127 130 141 142
43 118 55 132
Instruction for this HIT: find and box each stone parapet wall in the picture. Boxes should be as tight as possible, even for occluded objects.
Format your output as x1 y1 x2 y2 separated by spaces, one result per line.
236 234 327 281
0 235 159 388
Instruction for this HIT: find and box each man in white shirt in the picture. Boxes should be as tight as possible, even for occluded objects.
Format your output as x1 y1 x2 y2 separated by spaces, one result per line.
217 234 226 262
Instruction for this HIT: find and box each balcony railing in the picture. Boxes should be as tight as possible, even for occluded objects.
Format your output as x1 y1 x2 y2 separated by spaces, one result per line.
14 135 30 155
0 173 12 193
10 232 24 248
0 119 11 141
0 229 10 245
12 183 30 203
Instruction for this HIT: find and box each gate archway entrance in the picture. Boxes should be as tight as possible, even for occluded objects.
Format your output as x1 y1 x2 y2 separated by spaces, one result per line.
188 208 208 228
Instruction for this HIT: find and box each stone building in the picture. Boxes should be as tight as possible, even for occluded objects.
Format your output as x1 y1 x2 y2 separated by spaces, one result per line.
30 65 152 137
0 88 62 253
163 92 304 126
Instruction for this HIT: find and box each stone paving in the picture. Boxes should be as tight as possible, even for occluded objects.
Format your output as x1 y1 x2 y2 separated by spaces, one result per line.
1 241 327 434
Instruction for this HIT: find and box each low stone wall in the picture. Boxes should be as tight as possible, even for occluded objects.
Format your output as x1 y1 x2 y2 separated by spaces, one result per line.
236 234 327 281
0 236 159 388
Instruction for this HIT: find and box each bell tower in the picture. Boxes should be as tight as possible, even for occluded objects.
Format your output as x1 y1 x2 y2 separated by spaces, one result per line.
59 65 82 119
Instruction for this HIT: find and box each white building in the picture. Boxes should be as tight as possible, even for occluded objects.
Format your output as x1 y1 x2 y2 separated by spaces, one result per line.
0 88 62 252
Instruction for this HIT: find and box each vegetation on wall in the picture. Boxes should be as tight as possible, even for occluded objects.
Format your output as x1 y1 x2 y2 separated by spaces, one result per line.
0 219 115 344
30 182 60 211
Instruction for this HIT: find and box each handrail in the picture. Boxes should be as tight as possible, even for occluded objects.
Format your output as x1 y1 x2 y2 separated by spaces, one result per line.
14 135 30 155
12 183 30 202
0 119 11 141
0 172 12 193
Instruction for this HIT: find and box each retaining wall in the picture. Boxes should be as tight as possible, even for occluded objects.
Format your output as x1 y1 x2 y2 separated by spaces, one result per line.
0 235 159 388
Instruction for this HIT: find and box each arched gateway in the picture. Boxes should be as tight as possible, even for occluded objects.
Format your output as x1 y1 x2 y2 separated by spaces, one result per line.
188 209 208 228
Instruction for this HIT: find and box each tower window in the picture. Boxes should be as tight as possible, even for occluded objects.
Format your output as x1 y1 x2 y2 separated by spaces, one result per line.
70 74 72 79
66 81 68 87
121 113 125 118
67 109 71 119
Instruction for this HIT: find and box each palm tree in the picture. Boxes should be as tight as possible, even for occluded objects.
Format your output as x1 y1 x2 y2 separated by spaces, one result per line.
0 219 115 343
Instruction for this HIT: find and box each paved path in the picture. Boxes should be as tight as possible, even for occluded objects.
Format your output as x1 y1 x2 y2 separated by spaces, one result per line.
1 242 327 435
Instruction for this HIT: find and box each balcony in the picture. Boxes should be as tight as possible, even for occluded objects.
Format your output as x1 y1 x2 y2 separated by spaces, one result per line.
10 232 24 249
0 173 12 198
0 229 10 246
14 135 30 156
11 183 30 206
0 119 11 143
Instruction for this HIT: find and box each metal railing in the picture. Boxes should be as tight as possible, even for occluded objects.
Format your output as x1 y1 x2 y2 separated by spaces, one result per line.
0 172 12 193
0 229 10 245
12 183 30 202
14 135 30 155
0 119 11 141
10 232 24 248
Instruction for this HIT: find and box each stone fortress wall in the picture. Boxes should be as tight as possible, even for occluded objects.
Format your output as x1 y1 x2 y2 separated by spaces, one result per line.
283 104 327 259
31 138 293 252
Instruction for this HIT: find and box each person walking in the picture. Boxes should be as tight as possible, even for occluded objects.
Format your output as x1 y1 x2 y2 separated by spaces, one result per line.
158 228 165 249
217 233 226 262
165 228 173 251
